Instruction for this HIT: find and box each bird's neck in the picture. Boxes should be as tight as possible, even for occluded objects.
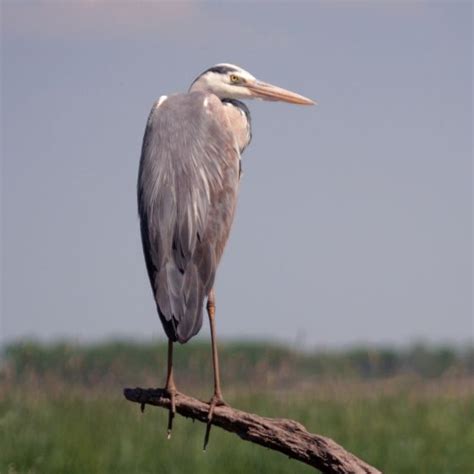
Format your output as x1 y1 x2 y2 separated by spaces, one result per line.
221 99 252 154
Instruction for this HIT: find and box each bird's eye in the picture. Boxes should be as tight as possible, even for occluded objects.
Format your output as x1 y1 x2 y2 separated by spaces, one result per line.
230 74 240 84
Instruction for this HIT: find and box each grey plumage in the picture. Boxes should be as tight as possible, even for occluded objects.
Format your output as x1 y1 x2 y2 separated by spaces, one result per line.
137 63 313 349
138 91 249 343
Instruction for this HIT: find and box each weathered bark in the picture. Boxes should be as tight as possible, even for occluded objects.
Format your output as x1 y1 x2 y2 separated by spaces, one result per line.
123 387 381 474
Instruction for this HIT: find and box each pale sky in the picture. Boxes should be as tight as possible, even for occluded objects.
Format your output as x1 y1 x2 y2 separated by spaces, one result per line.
1 1 472 347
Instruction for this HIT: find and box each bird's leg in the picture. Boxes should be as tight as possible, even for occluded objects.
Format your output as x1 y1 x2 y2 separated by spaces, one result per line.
204 289 226 450
207 289 225 406
164 338 177 439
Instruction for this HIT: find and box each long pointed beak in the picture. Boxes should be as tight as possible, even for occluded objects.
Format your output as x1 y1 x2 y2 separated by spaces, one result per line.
246 80 316 105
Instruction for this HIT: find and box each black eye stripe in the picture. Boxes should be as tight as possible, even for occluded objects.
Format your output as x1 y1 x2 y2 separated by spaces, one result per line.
191 66 242 87
206 66 239 75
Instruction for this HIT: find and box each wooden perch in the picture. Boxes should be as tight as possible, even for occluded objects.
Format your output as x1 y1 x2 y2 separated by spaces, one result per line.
123 387 381 474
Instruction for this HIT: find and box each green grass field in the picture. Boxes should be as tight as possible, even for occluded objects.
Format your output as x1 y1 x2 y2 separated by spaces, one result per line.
1 341 473 473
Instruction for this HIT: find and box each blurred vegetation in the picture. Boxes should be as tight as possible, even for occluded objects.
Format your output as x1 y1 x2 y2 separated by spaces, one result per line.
2 339 473 390
1 339 473 473
2 389 473 474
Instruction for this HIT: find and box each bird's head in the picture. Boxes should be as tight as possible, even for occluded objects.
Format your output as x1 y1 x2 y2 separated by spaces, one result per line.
189 63 315 105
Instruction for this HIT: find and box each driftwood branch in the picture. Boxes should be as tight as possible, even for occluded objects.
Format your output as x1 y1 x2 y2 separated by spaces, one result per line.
123 387 381 474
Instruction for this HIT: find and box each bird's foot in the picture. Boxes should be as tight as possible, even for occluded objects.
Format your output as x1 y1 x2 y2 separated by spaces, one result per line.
203 394 227 450
165 387 177 439
207 393 226 422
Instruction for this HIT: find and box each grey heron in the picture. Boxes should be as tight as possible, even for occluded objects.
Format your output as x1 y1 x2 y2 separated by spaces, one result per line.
137 63 314 442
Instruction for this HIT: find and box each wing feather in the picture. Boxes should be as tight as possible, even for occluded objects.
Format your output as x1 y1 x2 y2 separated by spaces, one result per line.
138 92 240 343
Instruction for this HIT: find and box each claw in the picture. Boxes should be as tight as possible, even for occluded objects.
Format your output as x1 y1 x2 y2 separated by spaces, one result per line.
166 389 176 439
203 395 226 451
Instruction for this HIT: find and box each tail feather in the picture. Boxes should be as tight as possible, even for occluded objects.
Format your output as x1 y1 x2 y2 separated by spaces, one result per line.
155 261 205 343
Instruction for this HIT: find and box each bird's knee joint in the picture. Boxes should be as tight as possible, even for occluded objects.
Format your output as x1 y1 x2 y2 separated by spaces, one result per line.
206 301 215 316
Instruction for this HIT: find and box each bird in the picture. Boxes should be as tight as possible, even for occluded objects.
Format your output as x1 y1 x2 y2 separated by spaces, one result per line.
137 63 314 443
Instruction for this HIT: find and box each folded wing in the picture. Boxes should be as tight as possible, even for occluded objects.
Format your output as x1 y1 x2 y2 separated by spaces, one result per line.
138 92 240 343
